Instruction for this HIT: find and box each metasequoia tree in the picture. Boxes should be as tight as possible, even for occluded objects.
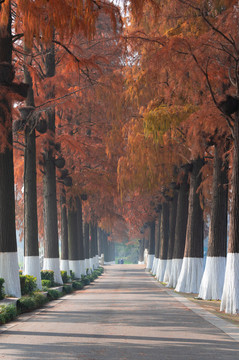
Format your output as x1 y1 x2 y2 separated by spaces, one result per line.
0 1 23 297
168 169 189 288
163 190 178 283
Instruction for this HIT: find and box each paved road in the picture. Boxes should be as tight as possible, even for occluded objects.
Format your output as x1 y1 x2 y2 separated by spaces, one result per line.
0 265 239 359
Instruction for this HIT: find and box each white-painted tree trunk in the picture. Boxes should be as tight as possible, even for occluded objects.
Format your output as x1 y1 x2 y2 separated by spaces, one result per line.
85 258 90 273
79 259 86 276
43 258 63 284
175 257 203 293
24 256 42 290
60 259 70 276
0 252 21 298
167 259 183 288
156 259 167 281
163 259 172 283
152 258 159 275
69 260 83 279
138 261 144 264
146 254 154 271
220 253 239 313
89 258 94 271
199 256 226 300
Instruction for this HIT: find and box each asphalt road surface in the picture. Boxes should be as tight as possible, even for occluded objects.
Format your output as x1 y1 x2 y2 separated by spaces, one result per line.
0 264 238 359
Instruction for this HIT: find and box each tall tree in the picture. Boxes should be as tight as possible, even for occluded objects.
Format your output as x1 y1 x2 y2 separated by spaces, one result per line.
175 158 204 293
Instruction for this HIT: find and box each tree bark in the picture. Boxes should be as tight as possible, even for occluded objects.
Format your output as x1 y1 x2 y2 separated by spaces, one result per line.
168 171 189 288
146 221 155 270
42 42 62 283
175 158 204 293
156 201 169 281
221 117 239 313
60 188 69 274
164 192 178 283
0 4 21 297
83 221 90 271
199 145 228 300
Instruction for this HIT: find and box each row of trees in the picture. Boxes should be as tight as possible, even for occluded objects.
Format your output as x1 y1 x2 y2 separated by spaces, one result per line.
1 0 239 315
0 1 120 298
114 0 239 314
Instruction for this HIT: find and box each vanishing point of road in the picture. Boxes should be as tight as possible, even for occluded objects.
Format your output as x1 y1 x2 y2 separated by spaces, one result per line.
0 265 239 359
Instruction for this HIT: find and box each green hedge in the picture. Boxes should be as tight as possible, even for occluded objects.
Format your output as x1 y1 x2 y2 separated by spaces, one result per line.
41 279 52 288
47 289 62 300
0 278 5 300
70 270 75 280
63 284 73 294
41 270 54 287
61 271 68 283
81 275 90 286
0 304 17 324
20 275 37 295
72 281 84 290
17 292 48 313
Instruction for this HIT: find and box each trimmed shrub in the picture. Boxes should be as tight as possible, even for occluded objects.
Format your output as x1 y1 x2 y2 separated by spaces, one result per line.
47 289 61 300
61 271 68 284
70 270 75 280
20 275 37 295
41 270 54 287
63 284 73 294
72 281 84 290
17 292 49 314
17 296 36 313
0 304 17 324
41 279 52 288
81 275 90 286
33 292 49 307
0 278 5 300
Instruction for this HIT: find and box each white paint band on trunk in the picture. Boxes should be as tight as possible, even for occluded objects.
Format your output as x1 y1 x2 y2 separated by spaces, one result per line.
85 258 90 272
167 258 183 288
89 258 94 271
220 253 239 314
199 256 226 300
69 260 82 279
146 254 154 270
43 257 63 284
60 259 70 276
138 261 144 264
0 252 21 298
163 259 172 283
24 256 42 290
79 259 86 276
152 258 159 275
175 257 204 294
156 259 167 281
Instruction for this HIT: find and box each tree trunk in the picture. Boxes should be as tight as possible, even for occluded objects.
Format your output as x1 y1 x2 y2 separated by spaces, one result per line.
76 197 86 275
199 145 228 300
68 198 81 278
23 46 41 289
42 42 62 284
168 171 189 288
156 201 169 281
0 5 21 297
164 192 178 283
83 221 90 272
60 188 69 275
221 117 239 313
152 212 162 275
146 221 155 270
176 158 204 293
138 239 145 264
